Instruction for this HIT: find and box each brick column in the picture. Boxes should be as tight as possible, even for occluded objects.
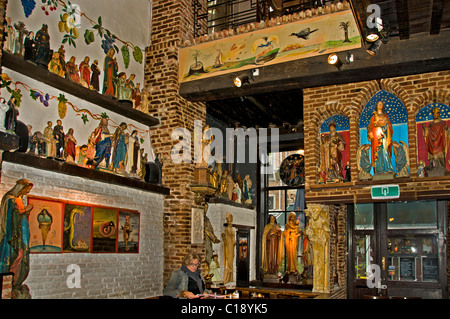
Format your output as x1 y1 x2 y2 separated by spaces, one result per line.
145 0 208 284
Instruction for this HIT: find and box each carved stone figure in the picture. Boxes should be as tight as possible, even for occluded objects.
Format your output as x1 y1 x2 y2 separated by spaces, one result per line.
283 212 301 274
262 215 283 274
203 203 220 272
422 107 449 176
305 204 330 293
0 179 34 299
221 212 235 283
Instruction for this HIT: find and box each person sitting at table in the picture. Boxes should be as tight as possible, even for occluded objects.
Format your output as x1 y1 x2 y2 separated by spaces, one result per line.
163 251 210 299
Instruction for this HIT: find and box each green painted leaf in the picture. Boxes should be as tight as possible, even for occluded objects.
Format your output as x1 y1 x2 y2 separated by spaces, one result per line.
121 45 130 69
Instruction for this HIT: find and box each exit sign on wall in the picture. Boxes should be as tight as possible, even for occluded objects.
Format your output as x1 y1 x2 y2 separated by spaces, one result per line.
371 185 400 199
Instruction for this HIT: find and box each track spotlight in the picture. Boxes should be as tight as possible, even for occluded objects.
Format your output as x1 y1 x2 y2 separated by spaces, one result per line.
328 53 343 69
365 28 380 42
233 69 257 87
366 39 382 56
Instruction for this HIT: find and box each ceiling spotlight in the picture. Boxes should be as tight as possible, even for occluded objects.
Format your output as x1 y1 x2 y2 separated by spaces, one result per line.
234 70 257 87
366 39 382 56
328 53 343 69
365 17 383 42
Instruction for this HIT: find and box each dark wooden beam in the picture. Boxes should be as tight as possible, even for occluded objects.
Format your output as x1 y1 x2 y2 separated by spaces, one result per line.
430 0 445 35
180 29 450 102
395 0 410 39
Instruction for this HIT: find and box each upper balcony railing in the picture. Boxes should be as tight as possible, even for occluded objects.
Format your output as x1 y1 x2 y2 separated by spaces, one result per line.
193 0 329 37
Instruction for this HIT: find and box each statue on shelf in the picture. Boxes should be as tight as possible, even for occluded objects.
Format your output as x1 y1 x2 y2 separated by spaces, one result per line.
283 212 302 274
90 60 101 91
367 101 395 177
53 119 65 159
0 179 34 299
422 107 449 176
116 72 135 104
305 204 330 293
125 130 140 175
66 56 82 86
5 96 19 132
93 117 113 169
133 82 142 109
357 144 372 180
220 170 228 196
4 17 15 54
48 52 65 78
392 141 410 177
23 31 35 61
261 215 283 275
232 182 242 203
203 203 220 273
221 212 236 284
226 172 234 200
243 174 252 204
211 162 222 188
155 153 163 185
196 125 214 169
64 128 77 163
43 121 55 157
0 98 9 132
103 48 118 97
79 56 91 88
111 122 128 171
320 121 346 182
208 254 221 282
33 24 50 68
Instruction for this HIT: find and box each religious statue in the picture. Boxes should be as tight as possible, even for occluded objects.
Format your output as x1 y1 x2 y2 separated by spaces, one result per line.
203 204 220 273
320 121 346 182
103 48 118 97
211 162 222 188
220 170 228 196
79 56 91 88
392 141 410 177
208 254 222 282
66 56 82 85
90 60 101 91
5 96 19 132
43 121 55 157
283 212 301 274
23 31 35 61
116 72 135 104
0 179 34 299
93 118 113 169
221 212 236 283
111 122 128 171
33 24 50 68
243 174 252 204
367 101 395 177
64 128 77 163
53 119 65 159
422 107 449 176
125 130 140 176
305 204 330 293
48 52 65 78
196 125 214 169
226 173 234 200
0 98 9 132
261 215 283 275
357 144 372 180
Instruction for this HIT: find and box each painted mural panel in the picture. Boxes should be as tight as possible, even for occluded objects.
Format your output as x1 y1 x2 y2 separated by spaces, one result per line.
63 203 92 252
416 103 450 177
179 9 361 83
319 115 350 183
118 211 140 253
358 90 409 180
28 197 63 253
92 207 117 253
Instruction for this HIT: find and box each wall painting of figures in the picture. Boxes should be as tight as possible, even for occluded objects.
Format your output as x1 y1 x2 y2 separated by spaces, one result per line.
118 211 140 253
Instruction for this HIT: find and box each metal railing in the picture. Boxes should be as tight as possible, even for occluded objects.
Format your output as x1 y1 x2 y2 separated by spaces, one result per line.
193 0 328 37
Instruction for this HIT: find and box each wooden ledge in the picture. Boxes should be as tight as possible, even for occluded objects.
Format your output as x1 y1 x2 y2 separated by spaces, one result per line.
2 51 159 127
2 151 170 196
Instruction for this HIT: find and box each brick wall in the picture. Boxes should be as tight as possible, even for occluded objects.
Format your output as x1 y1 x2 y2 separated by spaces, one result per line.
145 0 208 284
0 162 165 298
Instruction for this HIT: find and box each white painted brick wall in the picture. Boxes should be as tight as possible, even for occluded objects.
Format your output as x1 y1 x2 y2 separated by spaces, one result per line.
0 162 164 299
206 203 256 283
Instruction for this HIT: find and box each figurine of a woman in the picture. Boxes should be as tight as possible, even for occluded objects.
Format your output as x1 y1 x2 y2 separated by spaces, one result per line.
103 48 118 97
0 179 34 299
283 212 301 274
221 213 236 283
262 215 283 274
33 24 50 68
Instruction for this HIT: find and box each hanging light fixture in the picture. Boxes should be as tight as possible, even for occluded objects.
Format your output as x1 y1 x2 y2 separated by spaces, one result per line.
233 69 258 87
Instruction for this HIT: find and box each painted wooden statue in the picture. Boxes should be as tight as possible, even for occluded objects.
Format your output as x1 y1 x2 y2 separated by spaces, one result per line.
422 107 449 175
221 212 236 283
283 212 302 274
261 215 283 274
0 179 34 299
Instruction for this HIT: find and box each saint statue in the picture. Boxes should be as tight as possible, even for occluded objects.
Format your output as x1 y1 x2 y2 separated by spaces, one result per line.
221 212 235 283
357 144 372 180
422 107 449 175
283 212 301 274
320 121 346 182
367 101 395 176
305 204 330 293
261 215 283 274
203 204 220 273
0 179 34 299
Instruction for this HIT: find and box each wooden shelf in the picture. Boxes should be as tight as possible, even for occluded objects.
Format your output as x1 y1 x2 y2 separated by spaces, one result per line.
2 151 170 196
1 51 159 127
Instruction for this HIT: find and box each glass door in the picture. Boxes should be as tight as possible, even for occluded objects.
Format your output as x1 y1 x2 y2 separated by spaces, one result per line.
349 200 447 299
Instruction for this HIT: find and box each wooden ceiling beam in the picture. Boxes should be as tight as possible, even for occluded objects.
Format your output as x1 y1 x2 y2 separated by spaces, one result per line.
430 0 445 35
395 0 410 39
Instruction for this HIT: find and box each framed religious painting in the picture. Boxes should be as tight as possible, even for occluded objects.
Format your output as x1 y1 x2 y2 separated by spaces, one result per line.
92 206 118 253
63 203 92 253
118 210 140 253
28 197 63 253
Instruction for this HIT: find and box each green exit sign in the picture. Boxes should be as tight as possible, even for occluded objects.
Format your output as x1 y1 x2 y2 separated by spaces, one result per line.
371 185 400 199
